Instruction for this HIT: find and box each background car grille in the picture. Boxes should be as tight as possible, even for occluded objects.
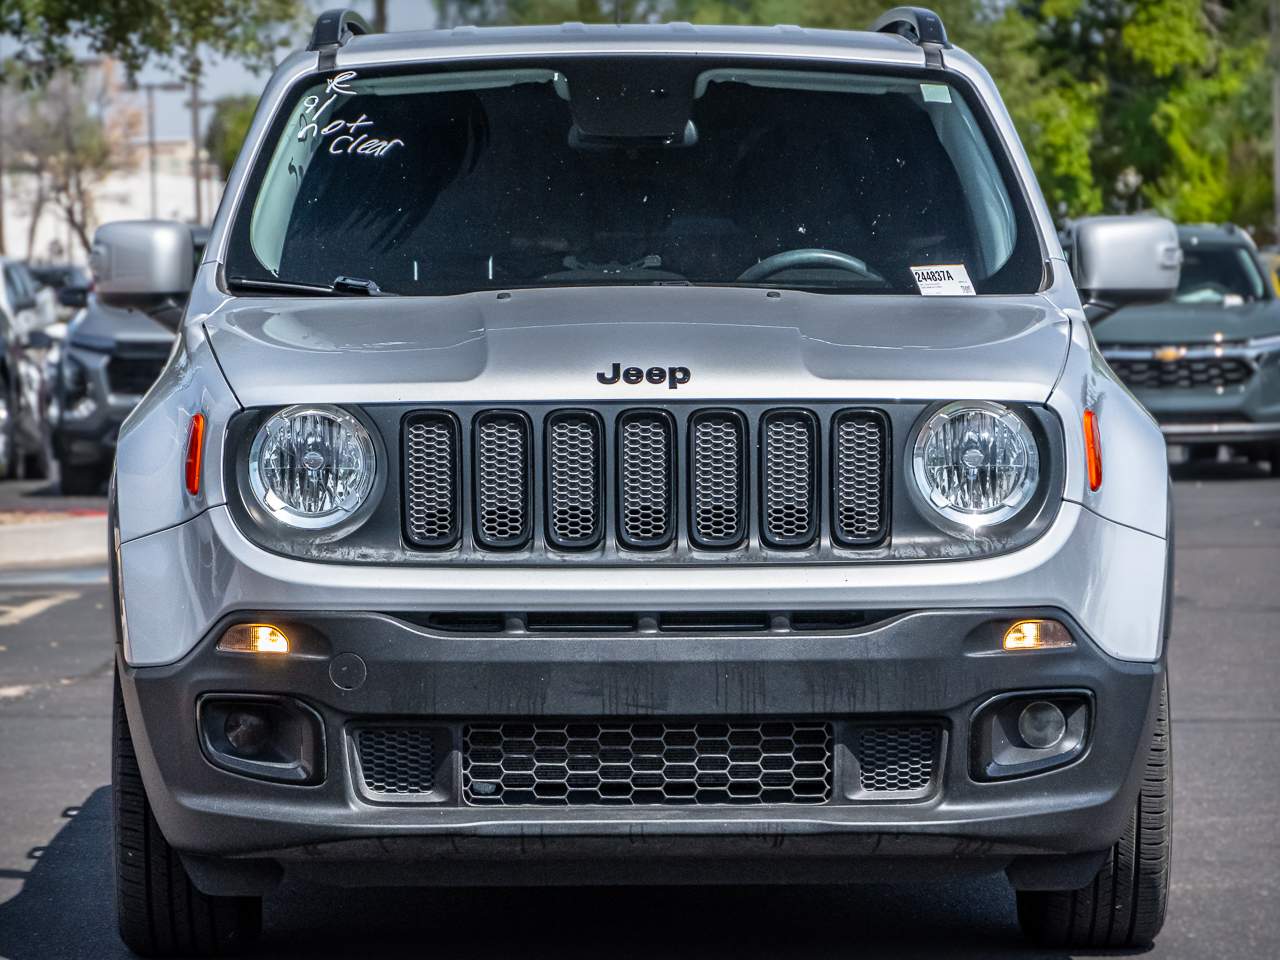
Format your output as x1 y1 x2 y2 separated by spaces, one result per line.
401 405 889 556
106 354 168 396
462 720 833 806
1108 356 1254 389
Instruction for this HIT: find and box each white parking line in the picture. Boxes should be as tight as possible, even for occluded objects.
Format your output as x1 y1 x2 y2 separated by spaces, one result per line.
0 591 79 628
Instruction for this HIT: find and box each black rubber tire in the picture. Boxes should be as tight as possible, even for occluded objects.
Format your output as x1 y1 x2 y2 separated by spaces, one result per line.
0 387 16 480
113 667 262 957
1016 674 1172 949
60 460 109 496
1186 444 1217 463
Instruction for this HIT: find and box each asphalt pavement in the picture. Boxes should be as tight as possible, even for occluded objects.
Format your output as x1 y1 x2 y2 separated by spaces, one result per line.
0 462 1276 959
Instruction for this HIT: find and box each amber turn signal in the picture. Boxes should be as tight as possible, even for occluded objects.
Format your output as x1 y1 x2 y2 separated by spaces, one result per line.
1083 409 1102 492
1003 619 1074 652
185 413 206 496
217 624 290 655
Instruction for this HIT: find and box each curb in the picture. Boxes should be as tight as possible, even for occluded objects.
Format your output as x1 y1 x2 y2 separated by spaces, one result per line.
0 515 108 570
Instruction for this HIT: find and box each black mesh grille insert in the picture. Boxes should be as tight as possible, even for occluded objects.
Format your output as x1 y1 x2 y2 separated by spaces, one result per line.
473 412 531 548
852 725 939 794
404 414 459 547
689 412 746 547
463 720 832 806
617 412 674 548
355 727 436 795
107 354 168 396
1109 356 1254 389
832 412 887 546
761 411 818 547
545 412 602 548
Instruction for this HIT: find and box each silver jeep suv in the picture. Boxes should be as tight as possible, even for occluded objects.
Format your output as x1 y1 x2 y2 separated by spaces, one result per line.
109 8 1177 955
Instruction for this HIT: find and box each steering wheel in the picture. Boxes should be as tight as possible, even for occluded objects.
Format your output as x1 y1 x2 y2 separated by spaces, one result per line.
737 248 881 283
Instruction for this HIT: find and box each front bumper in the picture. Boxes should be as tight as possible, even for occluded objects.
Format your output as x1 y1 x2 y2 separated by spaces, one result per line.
118 606 1163 890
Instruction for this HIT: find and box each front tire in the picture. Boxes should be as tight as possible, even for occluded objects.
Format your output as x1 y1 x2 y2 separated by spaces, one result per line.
113 667 262 957
1016 674 1172 948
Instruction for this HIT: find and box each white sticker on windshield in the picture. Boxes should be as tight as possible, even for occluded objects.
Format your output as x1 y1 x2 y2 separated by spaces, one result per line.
911 264 975 296
920 83 952 103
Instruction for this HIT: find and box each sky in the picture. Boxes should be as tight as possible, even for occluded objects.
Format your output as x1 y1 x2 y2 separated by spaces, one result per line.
132 0 439 140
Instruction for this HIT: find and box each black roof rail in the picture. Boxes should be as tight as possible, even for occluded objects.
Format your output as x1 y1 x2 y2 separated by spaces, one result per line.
871 6 950 65
308 8 371 68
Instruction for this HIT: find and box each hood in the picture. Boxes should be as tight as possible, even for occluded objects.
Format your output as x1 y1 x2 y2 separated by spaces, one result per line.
202 286 1071 408
1095 299 1280 346
69 297 179 351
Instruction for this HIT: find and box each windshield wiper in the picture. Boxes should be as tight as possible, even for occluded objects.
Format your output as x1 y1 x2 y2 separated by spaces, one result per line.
226 275 396 297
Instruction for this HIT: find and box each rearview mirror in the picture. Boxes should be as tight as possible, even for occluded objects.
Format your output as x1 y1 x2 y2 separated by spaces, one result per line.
90 220 194 298
1070 216 1181 322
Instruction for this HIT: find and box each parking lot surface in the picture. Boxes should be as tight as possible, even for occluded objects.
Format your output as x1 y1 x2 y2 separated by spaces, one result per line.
0 464 1275 959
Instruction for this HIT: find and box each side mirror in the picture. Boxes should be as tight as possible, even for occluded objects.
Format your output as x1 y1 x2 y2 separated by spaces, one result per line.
90 220 195 298
58 286 89 309
1071 216 1182 322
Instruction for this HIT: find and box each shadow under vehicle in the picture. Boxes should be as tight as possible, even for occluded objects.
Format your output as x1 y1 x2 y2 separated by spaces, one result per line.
1090 223 1280 473
48 225 209 495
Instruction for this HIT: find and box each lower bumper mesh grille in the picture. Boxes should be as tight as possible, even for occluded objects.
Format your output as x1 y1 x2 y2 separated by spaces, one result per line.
355 727 437 796
851 724 939 795
463 720 833 806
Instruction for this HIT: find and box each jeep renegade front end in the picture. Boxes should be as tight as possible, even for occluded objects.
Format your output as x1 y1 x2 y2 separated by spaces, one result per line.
109 9 1174 955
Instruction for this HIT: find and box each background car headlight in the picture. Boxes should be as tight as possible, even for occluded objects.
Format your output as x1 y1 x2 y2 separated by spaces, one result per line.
248 405 376 529
911 400 1040 531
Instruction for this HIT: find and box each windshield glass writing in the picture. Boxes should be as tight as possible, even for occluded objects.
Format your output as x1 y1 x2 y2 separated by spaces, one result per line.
228 62 1044 297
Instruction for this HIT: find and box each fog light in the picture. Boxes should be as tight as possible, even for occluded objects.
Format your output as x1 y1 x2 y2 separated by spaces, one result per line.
1018 700 1067 749
217 624 290 655
224 709 271 757
1003 619 1073 651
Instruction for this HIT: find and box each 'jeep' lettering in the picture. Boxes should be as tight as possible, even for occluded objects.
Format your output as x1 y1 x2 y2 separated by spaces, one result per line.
596 363 692 390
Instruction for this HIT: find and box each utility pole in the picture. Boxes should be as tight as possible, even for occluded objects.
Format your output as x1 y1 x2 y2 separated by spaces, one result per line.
1272 0 1279 241
372 0 388 32
0 39 8 257
188 65 203 224
131 80 185 219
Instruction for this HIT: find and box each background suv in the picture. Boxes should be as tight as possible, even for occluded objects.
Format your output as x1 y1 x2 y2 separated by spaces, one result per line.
1094 223 1280 471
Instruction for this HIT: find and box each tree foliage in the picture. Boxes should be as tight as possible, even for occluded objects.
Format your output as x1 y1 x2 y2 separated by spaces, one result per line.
0 0 303 76
433 0 1275 236
204 94 258 179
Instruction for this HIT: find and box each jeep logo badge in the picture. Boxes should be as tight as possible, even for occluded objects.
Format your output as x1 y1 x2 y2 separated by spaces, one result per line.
596 363 691 390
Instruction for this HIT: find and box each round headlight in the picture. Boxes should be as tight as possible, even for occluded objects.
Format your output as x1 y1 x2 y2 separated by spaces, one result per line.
248 405 376 529
911 401 1040 530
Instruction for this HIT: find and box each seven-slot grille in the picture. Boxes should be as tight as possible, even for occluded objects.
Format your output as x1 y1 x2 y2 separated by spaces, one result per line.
402 407 888 553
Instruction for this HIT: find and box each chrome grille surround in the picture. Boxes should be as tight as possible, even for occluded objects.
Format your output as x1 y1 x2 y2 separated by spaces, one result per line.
688 410 747 548
545 410 604 549
403 413 460 547
472 411 531 549
832 410 889 546
761 410 819 547
616 410 675 549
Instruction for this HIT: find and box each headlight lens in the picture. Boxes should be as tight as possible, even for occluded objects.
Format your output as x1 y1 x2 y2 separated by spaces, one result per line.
911 401 1040 530
248 405 376 529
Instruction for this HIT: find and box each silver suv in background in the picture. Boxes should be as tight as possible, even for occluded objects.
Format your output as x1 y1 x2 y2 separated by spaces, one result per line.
109 9 1177 955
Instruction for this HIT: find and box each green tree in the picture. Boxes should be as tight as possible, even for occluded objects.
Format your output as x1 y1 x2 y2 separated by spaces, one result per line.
205 94 259 179
0 0 303 76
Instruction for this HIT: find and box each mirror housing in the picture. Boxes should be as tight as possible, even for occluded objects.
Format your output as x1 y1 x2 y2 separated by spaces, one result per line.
1070 215 1182 322
90 220 194 298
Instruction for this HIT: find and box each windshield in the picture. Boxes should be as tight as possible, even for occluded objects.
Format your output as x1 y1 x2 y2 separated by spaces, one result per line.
225 61 1044 296
1174 244 1267 304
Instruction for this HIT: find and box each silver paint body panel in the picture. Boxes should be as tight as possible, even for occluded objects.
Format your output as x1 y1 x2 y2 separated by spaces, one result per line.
114 24 1170 667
